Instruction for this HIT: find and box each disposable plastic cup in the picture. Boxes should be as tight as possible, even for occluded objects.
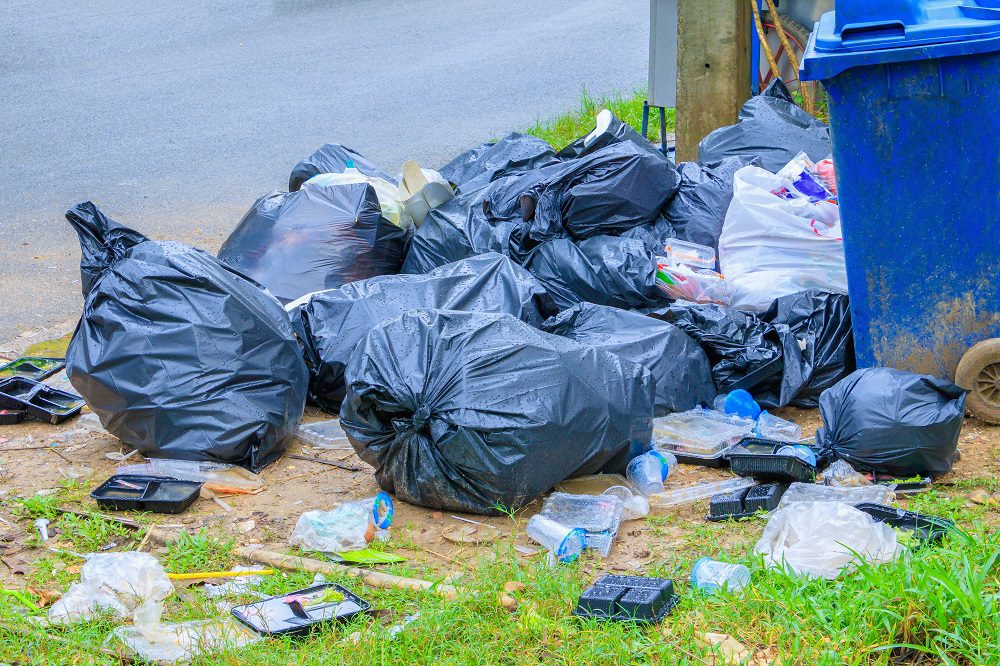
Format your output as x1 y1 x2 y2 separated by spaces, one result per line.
691 557 750 594
626 451 668 495
526 515 586 563
603 486 651 520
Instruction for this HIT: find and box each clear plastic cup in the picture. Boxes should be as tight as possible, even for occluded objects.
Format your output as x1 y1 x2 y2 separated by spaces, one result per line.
526 515 586 563
603 486 650 520
626 451 676 496
690 557 751 594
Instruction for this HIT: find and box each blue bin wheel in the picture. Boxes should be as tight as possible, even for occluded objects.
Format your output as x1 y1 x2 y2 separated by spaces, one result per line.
956 338 1000 425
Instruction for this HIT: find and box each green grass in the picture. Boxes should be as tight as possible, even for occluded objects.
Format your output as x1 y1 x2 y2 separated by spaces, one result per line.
0 486 997 665
525 86 676 152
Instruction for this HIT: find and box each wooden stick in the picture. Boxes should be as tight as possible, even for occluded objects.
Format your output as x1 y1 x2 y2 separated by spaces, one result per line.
287 454 362 472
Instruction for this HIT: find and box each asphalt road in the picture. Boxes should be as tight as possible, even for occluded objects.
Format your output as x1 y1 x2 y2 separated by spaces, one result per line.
0 0 648 344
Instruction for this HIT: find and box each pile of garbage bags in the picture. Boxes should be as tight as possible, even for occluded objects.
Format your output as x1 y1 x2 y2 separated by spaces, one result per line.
64 78 867 511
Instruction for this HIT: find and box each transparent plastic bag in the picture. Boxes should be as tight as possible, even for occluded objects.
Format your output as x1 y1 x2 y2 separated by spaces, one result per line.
116 460 263 495
289 493 393 553
106 617 260 664
754 412 803 443
822 459 872 487
755 501 901 579
49 552 173 626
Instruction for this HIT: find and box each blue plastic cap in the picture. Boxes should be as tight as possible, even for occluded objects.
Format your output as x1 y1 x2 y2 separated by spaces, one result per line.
803 0 1000 81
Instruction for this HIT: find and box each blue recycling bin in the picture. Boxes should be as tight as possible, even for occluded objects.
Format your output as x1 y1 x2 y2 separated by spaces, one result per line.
800 1 1000 389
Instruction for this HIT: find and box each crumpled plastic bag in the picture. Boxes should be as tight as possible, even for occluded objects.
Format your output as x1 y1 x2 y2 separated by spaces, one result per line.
719 164 848 312
289 494 391 553
754 501 901 579
106 617 260 664
49 552 173 627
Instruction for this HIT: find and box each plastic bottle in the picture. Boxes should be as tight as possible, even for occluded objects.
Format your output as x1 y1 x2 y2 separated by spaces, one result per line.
526 515 586 564
690 557 751 594
626 450 677 496
712 390 761 420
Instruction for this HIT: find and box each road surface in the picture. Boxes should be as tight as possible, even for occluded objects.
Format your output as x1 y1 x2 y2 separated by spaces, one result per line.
0 0 648 344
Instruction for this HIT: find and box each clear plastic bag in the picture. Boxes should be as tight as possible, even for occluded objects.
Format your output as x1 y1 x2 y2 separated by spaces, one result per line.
116 460 263 495
754 501 901 579
105 617 260 664
289 493 393 553
754 411 803 443
777 482 894 509
49 552 173 626
822 459 872 487
655 259 733 305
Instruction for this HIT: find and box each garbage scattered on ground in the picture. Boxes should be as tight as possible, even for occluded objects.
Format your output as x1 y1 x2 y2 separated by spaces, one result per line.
295 419 351 449
603 486 651 521
574 574 679 623
289 492 393 553
90 475 203 514
230 583 371 636
538 492 624 557
821 459 871 487
816 368 967 477
854 503 955 547
340 310 654 514
0 377 84 424
49 552 174 625
755 501 901 579
526 515 587 564
728 440 817 483
106 616 261 664
776 482 896 509
626 450 677 496
690 558 750 594
652 409 755 464
65 202 308 472
116 460 264 495
707 482 787 522
0 356 65 381
650 478 756 510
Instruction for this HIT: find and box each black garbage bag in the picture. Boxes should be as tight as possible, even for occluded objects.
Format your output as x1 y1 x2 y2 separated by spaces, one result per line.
556 110 665 160
698 80 832 173
542 302 715 414
513 142 681 243
340 309 655 514
523 235 668 312
65 202 308 472
619 214 676 254
665 156 757 253
218 180 409 304
760 290 855 408
437 133 558 196
644 303 785 394
288 143 396 192
399 197 478 274
816 368 967 477
291 253 554 412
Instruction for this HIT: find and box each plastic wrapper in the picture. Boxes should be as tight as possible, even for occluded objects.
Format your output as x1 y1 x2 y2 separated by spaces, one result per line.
541 302 715 415
755 501 901 579
512 141 680 243
65 202 307 472
652 409 755 456
526 515 587 564
665 157 758 252
822 459 872 487
288 143 396 192
771 152 837 203
116 460 263 495
538 492 625 557
296 419 351 449
719 163 848 312
816 368 966 477
754 412 802 443
341 310 655 514
698 80 832 173
522 235 667 312
289 493 393 553
655 259 732 305
49 553 173 626
289 253 552 411
777 482 895 509
106 618 260 664
217 178 410 305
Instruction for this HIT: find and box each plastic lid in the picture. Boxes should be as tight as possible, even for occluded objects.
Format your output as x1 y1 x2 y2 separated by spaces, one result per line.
555 527 587 563
803 0 1000 80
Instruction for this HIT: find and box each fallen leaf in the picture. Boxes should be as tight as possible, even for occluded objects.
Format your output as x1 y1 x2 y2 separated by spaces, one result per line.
503 581 526 594
969 489 996 506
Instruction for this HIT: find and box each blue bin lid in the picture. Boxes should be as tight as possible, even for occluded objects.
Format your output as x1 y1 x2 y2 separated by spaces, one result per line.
802 0 1000 80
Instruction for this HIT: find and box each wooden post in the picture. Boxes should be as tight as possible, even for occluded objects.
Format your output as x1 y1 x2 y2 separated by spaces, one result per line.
675 0 751 162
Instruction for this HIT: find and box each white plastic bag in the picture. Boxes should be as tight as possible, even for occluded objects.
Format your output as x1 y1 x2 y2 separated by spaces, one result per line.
719 164 848 311
289 493 393 553
106 617 260 664
49 552 174 626
754 501 901 579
